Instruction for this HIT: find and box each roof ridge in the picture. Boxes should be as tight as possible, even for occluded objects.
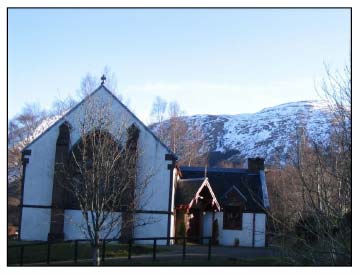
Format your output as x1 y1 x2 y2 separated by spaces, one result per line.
180 166 249 173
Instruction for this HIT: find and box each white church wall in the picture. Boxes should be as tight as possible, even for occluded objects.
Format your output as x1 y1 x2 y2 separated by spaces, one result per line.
20 207 51 241
63 210 172 242
63 210 122 240
81 88 171 212
215 212 254 247
21 87 172 241
22 125 58 206
133 213 170 245
169 168 178 240
136 136 171 212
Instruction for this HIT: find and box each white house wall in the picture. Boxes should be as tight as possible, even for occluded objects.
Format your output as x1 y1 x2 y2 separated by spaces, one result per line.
254 213 266 247
202 212 213 244
211 212 266 247
20 207 51 240
215 212 254 247
21 87 172 241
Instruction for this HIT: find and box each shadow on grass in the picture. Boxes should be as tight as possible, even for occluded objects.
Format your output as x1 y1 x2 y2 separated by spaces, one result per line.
7 241 168 266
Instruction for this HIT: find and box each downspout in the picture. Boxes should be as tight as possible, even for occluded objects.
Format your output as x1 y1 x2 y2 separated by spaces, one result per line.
165 154 176 245
18 149 31 240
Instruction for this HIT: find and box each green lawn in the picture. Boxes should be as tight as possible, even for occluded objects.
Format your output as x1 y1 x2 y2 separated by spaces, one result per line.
8 240 288 266
103 257 288 266
7 240 160 265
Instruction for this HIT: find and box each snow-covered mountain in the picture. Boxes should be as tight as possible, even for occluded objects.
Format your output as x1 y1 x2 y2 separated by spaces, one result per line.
9 114 62 152
153 100 334 165
11 100 334 167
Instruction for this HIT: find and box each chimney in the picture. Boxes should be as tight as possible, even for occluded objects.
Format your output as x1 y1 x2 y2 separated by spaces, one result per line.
247 157 265 173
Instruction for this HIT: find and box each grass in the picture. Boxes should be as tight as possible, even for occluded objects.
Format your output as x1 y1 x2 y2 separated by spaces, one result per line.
8 240 288 266
7 240 164 265
103 257 287 266
13 256 288 266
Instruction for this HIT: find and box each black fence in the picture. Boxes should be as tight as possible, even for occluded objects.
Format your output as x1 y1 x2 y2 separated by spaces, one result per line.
8 236 212 266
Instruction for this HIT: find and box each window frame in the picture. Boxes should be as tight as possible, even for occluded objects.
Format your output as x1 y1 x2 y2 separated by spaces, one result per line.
223 205 244 230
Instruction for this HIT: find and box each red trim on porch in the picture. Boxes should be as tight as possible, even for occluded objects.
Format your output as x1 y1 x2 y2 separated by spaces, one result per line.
188 178 221 211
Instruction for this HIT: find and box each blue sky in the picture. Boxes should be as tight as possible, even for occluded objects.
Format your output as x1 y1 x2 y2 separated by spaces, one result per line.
8 8 350 124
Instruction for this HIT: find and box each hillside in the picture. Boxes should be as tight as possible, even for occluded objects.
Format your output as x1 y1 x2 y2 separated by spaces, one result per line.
152 100 334 165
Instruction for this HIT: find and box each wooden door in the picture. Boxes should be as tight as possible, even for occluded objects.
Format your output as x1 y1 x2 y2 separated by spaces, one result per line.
187 209 202 243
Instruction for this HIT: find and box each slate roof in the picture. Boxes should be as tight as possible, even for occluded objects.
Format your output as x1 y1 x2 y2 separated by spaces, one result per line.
178 166 266 212
175 178 205 206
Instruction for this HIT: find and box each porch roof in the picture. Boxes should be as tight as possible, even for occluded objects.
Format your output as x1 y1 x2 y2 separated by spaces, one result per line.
175 178 205 206
179 166 265 212
175 178 221 211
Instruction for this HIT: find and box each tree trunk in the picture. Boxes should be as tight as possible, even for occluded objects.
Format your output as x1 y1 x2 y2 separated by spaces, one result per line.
92 234 101 266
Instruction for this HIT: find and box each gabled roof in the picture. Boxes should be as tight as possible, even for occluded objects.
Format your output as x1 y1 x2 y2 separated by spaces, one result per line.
179 166 266 212
175 177 220 211
175 178 204 206
22 84 176 157
221 185 248 202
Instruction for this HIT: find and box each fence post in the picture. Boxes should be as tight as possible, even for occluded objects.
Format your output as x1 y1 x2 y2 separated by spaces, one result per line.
153 239 157 261
47 242 51 265
102 240 106 263
128 239 132 260
19 246 24 266
182 236 186 260
74 240 78 264
208 238 212 261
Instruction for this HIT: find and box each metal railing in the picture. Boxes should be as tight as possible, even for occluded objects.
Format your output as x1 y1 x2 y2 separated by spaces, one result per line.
8 236 212 265
127 236 212 261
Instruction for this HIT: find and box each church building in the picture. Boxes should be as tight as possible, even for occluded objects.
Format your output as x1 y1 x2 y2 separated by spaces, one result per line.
19 81 269 247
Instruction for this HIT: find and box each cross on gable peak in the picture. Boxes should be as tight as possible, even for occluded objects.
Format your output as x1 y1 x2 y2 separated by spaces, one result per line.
101 74 106 85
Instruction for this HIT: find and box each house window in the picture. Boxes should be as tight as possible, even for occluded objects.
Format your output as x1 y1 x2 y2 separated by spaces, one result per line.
223 205 243 230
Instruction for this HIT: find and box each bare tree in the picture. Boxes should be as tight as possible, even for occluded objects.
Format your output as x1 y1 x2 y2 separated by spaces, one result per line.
78 66 122 100
181 122 208 166
58 95 155 266
265 65 351 265
150 100 208 166
150 96 167 140
319 64 351 214
8 69 124 242
8 103 47 189
166 101 188 154
51 95 78 116
8 103 48 234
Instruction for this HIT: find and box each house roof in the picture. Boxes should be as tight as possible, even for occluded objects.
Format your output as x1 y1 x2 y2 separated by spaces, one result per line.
179 166 266 212
175 177 221 211
22 84 176 157
175 178 205 206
